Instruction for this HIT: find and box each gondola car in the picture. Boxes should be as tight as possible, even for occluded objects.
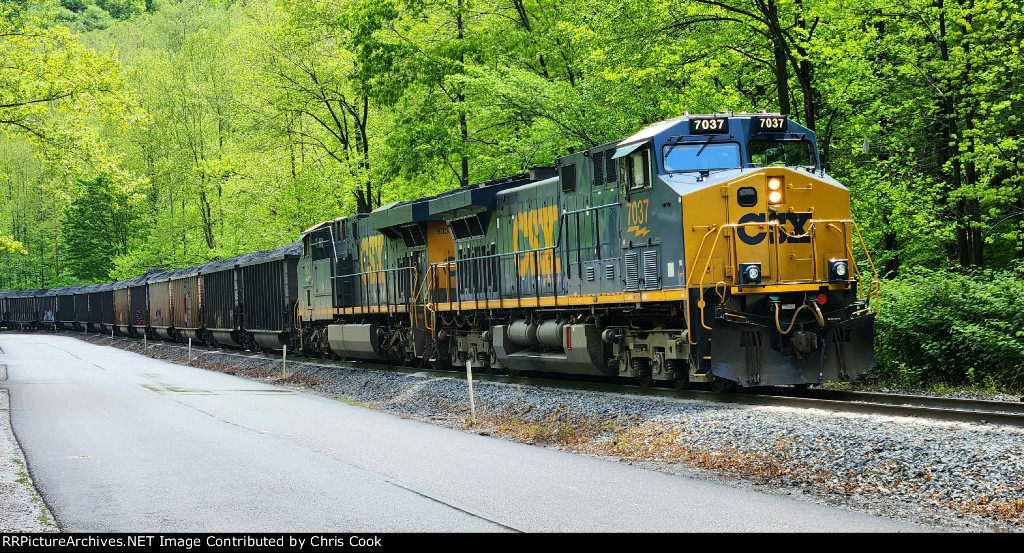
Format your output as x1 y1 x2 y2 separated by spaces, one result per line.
169 266 204 344
37 289 58 330
55 287 77 331
7 290 41 330
238 243 301 352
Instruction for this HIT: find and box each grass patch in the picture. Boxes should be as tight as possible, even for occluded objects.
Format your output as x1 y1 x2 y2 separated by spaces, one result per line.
12 458 58 532
483 404 608 446
335 396 376 410
586 422 800 482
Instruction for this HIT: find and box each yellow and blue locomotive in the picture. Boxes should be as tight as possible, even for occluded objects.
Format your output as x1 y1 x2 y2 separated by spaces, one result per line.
296 112 879 389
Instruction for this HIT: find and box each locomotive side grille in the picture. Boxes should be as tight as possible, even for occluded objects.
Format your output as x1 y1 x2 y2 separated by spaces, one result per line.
586 266 596 281
605 264 615 280
625 252 640 291
592 150 606 186
642 250 660 290
605 155 618 185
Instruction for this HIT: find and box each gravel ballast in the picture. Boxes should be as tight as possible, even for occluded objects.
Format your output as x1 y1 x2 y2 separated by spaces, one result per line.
4 335 1024 533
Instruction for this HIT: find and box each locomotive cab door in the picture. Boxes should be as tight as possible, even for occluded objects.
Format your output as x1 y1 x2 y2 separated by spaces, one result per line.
310 227 336 311
618 144 661 292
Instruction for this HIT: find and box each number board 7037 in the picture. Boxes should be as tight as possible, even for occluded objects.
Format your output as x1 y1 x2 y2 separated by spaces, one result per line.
689 117 729 134
754 116 788 132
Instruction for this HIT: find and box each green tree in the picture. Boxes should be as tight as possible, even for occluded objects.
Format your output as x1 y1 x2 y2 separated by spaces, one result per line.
258 0 387 213
834 0 1024 271
61 175 135 282
0 2 144 270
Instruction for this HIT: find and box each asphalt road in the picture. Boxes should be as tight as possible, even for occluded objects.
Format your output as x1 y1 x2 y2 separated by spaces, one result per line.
0 334 931 533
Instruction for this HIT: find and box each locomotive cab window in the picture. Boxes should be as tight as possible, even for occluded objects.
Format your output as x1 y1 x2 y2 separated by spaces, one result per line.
311 228 334 261
663 142 740 172
748 139 816 169
625 150 651 190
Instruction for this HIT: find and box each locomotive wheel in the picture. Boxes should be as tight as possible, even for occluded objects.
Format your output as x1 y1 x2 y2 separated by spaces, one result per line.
709 377 734 393
672 378 691 391
636 375 653 387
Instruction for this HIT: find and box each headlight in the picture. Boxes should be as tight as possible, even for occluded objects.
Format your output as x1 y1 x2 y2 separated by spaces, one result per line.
739 262 762 286
767 176 783 205
829 259 849 282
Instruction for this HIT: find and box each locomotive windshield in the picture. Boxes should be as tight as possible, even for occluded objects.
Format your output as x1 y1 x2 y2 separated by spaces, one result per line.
663 142 741 172
748 139 816 168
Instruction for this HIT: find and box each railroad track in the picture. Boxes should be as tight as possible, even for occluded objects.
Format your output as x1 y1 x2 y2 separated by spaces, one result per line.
745 387 1024 427
69 331 1024 429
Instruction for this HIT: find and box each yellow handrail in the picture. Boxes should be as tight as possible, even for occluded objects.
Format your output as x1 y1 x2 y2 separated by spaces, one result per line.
848 220 882 319
684 218 882 345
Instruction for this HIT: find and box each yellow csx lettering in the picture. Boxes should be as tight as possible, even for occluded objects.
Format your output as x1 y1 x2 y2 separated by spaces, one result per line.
360 235 386 284
513 205 561 278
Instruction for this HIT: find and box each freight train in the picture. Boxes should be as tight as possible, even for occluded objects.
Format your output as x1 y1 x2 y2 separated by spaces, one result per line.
0 113 880 391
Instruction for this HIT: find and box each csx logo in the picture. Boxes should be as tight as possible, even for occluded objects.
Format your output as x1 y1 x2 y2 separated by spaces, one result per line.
737 212 812 245
513 205 561 278
360 235 386 284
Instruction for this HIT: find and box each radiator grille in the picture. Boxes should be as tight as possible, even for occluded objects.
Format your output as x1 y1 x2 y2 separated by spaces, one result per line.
625 252 640 291
642 250 660 290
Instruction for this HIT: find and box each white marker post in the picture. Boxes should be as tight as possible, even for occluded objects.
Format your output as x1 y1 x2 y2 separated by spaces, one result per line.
466 359 476 424
188 337 192 365
282 344 287 377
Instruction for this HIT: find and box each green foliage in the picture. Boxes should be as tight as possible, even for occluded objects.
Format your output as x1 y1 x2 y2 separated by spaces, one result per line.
873 268 1024 391
61 176 137 282
0 235 26 254
99 0 147 20
54 0 154 30
0 5 144 150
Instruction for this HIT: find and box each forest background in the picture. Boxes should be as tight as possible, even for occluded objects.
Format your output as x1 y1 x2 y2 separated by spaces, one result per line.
1 0 1022 390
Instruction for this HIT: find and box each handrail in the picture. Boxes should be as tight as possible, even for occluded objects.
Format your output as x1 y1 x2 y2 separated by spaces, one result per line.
331 265 418 313
426 245 565 310
684 218 882 344
412 261 432 330
848 219 882 319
